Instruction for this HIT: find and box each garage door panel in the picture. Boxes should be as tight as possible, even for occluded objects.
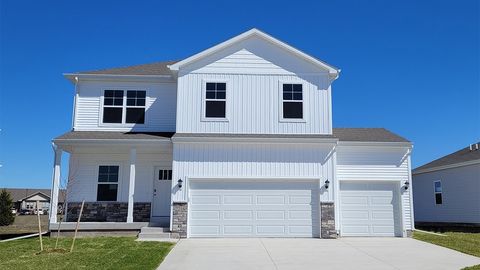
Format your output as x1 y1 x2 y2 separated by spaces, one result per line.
189 180 319 237
340 181 400 237
223 210 253 220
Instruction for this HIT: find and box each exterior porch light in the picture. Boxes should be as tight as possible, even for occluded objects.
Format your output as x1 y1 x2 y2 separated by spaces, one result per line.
177 179 183 189
324 179 330 189
404 181 410 190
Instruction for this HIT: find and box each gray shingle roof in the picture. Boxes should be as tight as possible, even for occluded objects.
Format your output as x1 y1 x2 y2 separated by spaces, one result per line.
413 143 480 172
55 131 175 141
333 128 410 142
55 128 408 143
77 60 178 76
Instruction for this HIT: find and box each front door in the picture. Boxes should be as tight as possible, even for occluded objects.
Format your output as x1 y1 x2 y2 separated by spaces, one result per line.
152 167 172 220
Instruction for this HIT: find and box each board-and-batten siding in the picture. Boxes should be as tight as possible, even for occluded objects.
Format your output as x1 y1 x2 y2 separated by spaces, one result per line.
176 73 331 134
413 164 480 224
176 36 333 135
74 80 177 132
336 146 413 230
67 150 172 203
172 142 335 202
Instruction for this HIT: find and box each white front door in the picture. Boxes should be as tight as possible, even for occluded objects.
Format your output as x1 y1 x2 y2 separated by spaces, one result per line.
340 181 401 237
152 167 172 219
188 179 319 238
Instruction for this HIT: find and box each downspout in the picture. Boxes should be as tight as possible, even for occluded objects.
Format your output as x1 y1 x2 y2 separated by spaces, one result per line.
71 76 79 130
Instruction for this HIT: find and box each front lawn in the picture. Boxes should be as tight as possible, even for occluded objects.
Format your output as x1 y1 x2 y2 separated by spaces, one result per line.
0 236 174 270
414 231 480 270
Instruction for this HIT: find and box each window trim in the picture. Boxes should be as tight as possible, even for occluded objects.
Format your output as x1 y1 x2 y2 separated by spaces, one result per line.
95 163 122 202
201 79 229 122
433 180 443 205
278 81 307 123
99 88 148 127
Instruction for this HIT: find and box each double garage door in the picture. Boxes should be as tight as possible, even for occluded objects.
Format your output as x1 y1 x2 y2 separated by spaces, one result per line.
340 181 401 237
188 180 319 237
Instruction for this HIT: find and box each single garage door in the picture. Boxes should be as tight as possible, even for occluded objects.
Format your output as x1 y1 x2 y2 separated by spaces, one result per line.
340 181 401 237
188 180 319 237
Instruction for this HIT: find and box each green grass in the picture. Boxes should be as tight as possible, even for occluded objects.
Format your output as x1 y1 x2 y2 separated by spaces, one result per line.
413 231 480 270
0 215 49 235
0 236 174 270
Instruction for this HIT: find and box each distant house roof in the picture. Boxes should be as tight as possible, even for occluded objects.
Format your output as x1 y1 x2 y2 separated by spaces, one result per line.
76 60 178 76
413 143 480 174
3 188 66 203
333 128 410 143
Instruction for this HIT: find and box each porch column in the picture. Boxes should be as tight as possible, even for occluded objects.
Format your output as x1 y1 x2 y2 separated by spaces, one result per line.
127 147 136 223
49 144 62 223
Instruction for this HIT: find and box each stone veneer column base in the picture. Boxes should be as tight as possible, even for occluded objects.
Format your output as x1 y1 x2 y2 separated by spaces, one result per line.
321 202 337 239
172 202 188 238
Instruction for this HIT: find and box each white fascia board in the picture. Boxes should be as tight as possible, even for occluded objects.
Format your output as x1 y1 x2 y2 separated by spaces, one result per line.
63 73 175 84
172 135 338 145
412 159 480 175
168 28 340 78
337 141 413 148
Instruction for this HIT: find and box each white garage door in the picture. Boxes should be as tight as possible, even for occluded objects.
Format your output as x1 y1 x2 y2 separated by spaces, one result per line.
340 181 401 237
188 180 319 237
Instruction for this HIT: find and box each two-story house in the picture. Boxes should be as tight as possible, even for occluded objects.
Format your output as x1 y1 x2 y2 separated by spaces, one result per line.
49 29 414 238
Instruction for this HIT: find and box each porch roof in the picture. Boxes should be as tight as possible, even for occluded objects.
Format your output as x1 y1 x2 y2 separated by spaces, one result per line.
54 131 174 141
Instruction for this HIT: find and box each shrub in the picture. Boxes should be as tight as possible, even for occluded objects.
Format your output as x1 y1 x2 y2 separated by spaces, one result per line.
0 189 15 226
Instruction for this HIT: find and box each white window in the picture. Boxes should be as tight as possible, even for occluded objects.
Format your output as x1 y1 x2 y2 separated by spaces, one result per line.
434 181 442 205
102 90 146 124
204 82 226 119
282 83 304 119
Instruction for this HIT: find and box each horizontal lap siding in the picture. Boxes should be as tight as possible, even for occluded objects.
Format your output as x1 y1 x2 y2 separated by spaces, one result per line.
67 151 172 203
74 81 177 132
336 146 413 230
413 164 480 223
172 143 335 202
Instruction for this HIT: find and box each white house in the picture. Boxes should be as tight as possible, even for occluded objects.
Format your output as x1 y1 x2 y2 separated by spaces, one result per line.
49 29 414 238
413 143 480 230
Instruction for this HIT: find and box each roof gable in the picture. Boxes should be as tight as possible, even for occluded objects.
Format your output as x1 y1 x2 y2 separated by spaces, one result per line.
168 29 339 78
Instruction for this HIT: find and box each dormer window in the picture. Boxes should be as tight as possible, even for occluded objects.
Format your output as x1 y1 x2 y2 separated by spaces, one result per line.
102 90 146 124
282 83 303 119
205 82 226 118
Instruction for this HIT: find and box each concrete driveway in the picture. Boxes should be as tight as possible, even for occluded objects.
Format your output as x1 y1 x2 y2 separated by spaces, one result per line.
158 238 480 270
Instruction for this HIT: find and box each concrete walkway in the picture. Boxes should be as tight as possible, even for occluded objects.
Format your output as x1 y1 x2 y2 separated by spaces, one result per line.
158 238 480 270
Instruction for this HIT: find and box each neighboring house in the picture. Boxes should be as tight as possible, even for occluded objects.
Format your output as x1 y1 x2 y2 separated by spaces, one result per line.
5 188 65 213
49 29 414 238
412 143 480 229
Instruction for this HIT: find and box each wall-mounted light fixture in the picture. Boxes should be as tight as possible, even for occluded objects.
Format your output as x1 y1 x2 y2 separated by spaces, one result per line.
404 181 410 190
324 179 330 189
178 179 183 188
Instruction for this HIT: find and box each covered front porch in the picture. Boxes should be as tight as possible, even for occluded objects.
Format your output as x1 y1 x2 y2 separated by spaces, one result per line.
48 131 175 233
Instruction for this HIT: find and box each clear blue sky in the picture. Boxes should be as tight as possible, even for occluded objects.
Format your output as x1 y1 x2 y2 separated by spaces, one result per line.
0 0 478 188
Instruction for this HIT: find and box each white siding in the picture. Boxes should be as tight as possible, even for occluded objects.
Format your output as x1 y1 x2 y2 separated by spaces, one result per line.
176 73 331 134
74 80 177 132
67 149 172 203
413 164 480 224
336 145 413 231
176 36 332 135
172 142 335 202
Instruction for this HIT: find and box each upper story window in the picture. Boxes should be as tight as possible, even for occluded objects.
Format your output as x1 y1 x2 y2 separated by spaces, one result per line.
102 90 146 124
282 83 303 119
434 181 442 205
205 82 226 118
97 165 119 201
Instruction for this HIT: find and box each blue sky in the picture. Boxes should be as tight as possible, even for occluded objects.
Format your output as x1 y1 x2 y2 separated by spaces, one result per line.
0 0 478 188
